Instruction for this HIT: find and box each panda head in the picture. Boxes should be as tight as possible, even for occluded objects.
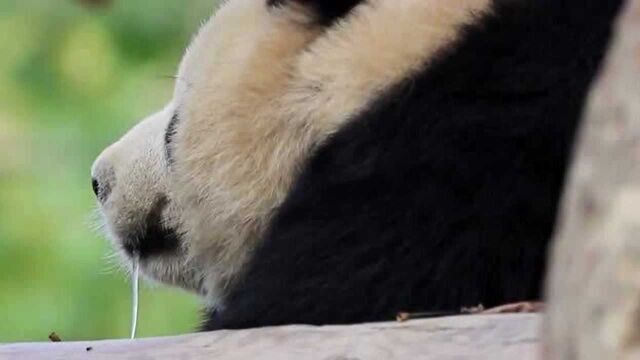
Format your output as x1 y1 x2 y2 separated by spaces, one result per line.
91 0 327 302
92 0 492 306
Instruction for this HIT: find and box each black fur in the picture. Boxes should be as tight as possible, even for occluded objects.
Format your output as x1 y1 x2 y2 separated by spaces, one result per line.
164 112 179 166
267 0 364 25
91 177 111 203
205 0 624 330
121 196 180 259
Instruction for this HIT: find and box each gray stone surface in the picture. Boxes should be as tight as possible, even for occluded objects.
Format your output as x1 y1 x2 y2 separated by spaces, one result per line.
0 314 540 360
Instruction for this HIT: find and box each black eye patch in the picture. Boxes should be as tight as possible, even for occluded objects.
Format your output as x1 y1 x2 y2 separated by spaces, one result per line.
165 112 179 166
267 0 364 26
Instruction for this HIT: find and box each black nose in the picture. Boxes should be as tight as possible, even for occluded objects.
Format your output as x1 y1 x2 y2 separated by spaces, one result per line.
91 178 100 197
91 160 115 203
91 176 112 203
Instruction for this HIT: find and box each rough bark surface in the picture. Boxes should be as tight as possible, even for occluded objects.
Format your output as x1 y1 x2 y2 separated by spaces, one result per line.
545 0 640 358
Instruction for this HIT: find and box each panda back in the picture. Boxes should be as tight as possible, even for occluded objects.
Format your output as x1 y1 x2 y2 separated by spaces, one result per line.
207 0 624 330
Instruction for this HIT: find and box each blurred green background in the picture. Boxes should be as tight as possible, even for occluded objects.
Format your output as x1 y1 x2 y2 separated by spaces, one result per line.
0 0 220 342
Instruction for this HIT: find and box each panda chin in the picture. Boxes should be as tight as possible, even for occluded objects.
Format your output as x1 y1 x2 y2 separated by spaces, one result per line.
118 231 206 296
104 196 205 295
133 253 206 296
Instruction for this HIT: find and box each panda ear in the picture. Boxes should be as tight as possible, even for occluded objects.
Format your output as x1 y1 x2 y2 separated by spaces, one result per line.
267 0 364 25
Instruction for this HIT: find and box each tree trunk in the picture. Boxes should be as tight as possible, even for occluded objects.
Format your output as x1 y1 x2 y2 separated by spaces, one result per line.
545 0 640 358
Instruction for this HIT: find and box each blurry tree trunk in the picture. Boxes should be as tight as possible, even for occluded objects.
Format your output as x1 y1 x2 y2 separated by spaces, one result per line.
545 0 640 358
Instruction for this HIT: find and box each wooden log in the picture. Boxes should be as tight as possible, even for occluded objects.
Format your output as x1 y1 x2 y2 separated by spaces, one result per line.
0 314 539 360
544 0 640 358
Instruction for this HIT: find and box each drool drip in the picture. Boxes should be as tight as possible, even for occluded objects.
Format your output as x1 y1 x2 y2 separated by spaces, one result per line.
130 255 140 339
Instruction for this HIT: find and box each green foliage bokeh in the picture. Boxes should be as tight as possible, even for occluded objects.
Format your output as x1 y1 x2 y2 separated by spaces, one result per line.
0 0 219 342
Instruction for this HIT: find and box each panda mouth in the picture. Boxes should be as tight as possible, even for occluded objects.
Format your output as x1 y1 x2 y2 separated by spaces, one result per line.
119 195 182 259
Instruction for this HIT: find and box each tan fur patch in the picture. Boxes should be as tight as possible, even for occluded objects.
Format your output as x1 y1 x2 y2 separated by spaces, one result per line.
171 0 492 304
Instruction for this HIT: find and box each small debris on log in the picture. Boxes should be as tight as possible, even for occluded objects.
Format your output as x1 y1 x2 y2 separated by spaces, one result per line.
48 332 62 343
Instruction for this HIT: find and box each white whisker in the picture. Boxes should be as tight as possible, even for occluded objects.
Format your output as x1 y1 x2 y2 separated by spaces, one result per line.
131 254 140 340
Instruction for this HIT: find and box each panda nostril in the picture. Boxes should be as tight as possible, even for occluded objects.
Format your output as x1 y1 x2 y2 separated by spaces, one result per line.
92 176 113 203
92 178 100 198
91 162 115 203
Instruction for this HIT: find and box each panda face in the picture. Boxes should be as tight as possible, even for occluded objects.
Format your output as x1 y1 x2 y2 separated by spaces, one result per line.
93 0 492 305
93 0 325 301
91 106 203 293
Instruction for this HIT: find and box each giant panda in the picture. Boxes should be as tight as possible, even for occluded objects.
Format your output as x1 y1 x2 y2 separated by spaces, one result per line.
92 0 624 331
